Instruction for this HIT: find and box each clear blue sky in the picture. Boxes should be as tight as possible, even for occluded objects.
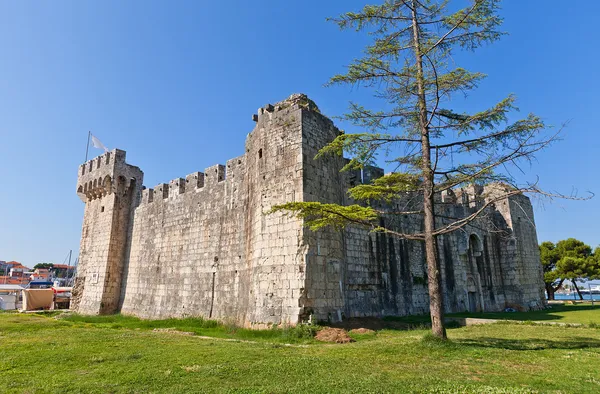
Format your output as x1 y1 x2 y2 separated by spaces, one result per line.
1 1 598 268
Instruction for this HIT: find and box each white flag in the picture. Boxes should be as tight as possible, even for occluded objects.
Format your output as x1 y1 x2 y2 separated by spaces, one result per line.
91 134 108 152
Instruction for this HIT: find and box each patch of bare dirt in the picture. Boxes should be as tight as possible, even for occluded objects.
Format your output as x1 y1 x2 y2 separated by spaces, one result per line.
349 328 375 335
315 328 354 343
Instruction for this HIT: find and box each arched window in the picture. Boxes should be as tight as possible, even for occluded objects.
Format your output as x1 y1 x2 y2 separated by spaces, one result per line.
103 175 112 194
468 234 483 256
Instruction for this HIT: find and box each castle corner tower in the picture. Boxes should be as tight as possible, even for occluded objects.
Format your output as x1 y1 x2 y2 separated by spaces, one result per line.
72 149 143 314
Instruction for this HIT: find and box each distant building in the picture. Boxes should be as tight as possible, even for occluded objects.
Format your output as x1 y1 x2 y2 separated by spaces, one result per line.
30 268 51 281
0 261 31 286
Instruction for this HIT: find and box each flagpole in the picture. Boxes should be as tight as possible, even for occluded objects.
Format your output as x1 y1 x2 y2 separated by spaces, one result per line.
85 131 91 163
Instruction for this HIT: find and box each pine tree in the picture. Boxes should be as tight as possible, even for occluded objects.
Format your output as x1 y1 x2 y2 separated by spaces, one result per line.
272 0 582 339
541 239 600 300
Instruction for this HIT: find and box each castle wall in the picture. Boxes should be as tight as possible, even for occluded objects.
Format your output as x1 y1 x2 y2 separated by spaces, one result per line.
73 94 545 325
302 197 545 322
300 133 545 321
118 99 308 325
119 163 248 320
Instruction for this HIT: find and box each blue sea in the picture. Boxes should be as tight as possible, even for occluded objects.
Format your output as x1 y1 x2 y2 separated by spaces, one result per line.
553 293 600 301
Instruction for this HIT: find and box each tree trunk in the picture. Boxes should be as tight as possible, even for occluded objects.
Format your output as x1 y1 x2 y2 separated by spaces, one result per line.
545 283 555 300
573 281 584 300
411 1 447 340
546 278 564 300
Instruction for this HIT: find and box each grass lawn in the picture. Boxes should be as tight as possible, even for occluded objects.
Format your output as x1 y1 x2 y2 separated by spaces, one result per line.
380 302 600 327
448 303 600 325
0 305 599 393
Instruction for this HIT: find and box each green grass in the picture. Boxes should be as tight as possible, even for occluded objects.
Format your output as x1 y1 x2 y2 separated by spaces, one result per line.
448 303 600 325
1 306 599 393
16 312 320 343
382 302 600 327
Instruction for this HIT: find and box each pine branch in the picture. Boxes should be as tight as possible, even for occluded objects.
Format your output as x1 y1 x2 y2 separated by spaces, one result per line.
423 0 483 56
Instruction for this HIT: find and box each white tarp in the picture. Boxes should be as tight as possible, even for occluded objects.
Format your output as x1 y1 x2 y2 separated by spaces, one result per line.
22 289 54 311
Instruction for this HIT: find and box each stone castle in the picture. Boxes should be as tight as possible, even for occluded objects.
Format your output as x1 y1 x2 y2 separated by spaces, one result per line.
72 94 545 325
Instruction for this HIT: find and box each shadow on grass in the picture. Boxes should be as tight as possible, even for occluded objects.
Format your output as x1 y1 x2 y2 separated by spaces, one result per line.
448 304 600 322
333 304 600 331
455 336 600 351
329 316 434 332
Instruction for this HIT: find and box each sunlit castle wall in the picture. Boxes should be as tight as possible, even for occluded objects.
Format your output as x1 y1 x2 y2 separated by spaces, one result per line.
118 95 310 326
72 94 546 326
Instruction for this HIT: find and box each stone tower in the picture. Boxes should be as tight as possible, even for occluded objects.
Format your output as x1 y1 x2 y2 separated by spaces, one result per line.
72 149 143 314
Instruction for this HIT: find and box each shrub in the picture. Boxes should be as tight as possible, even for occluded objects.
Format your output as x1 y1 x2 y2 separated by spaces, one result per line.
281 323 319 340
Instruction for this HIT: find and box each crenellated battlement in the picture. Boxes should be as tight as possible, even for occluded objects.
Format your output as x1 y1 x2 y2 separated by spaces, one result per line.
169 178 185 197
153 183 169 200
204 164 226 186
76 149 142 203
138 163 235 206
186 172 205 188
141 188 154 204
251 93 320 124
447 183 520 210
133 93 320 208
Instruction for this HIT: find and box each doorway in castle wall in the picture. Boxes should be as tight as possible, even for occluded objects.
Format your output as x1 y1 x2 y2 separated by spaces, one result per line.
466 277 479 312
468 291 478 313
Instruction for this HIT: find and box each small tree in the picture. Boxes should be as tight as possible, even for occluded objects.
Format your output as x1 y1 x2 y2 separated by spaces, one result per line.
33 263 54 270
541 239 600 300
540 241 562 300
272 0 588 340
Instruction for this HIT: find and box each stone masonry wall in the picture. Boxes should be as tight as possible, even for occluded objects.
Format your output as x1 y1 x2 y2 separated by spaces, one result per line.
73 94 545 325
298 109 546 321
118 96 308 326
